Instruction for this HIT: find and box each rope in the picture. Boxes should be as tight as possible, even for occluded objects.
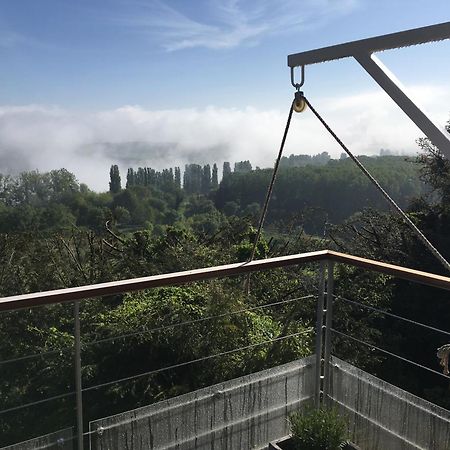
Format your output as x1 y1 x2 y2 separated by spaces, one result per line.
304 96 450 274
248 100 294 262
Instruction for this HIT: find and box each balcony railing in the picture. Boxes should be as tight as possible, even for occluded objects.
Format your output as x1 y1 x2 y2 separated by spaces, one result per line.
1 250 450 449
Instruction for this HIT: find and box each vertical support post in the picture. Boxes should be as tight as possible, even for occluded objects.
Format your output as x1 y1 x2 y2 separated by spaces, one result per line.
314 261 326 408
322 261 334 404
74 301 84 450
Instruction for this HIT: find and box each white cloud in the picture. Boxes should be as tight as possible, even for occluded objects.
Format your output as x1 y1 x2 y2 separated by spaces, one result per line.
0 84 448 191
114 0 359 51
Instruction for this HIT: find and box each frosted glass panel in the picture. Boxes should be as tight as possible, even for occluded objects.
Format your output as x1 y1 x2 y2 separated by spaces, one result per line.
329 356 450 450
90 356 316 450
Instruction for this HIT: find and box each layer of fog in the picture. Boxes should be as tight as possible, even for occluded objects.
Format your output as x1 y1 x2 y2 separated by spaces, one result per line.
0 86 448 191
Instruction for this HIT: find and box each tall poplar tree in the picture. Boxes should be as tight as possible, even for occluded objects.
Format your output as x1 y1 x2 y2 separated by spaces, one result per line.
223 162 232 180
126 168 135 188
109 165 121 193
174 167 181 189
212 163 219 189
201 164 211 194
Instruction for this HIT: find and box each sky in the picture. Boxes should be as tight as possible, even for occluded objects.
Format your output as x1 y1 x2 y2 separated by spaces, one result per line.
0 0 449 190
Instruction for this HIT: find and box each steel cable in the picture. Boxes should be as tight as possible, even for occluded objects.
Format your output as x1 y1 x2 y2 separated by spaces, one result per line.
331 328 450 380
334 294 450 338
0 293 315 366
0 327 313 415
87 294 314 347
82 329 312 393
0 391 75 416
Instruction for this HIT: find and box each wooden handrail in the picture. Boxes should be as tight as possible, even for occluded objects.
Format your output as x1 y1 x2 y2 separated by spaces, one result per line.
327 251 450 291
1 250 449 312
0 251 327 311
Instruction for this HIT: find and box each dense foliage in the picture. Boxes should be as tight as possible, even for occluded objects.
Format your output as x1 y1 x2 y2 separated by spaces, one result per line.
289 407 349 450
215 155 425 234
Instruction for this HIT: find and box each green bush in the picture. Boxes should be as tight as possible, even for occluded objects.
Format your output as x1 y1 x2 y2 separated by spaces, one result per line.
289 407 349 450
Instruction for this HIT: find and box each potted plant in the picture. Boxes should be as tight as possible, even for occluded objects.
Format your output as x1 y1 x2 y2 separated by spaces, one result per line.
269 407 360 450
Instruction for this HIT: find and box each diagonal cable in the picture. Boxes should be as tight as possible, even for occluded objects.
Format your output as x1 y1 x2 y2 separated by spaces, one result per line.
304 96 450 274
248 100 294 262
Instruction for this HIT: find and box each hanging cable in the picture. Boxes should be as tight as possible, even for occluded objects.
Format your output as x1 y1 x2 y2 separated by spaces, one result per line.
303 96 450 274
244 99 295 295
247 100 295 265
247 65 305 266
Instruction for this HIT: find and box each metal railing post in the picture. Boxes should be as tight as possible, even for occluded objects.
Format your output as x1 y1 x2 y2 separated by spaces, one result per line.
322 261 334 404
314 261 326 407
74 301 84 450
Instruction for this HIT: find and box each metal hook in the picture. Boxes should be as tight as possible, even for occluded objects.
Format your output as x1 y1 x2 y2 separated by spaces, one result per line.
290 65 305 90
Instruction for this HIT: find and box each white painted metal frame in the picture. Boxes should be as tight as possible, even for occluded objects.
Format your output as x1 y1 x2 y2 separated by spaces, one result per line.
288 21 450 158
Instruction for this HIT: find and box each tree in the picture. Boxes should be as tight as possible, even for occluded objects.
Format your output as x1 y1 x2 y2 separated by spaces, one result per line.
201 164 211 194
109 165 122 193
234 160 252 173
211 164 218 189
183 164 202 194
126 168 135 188
49 169 79 197
222 162 232 180
416 120 450 206
174 167 181 189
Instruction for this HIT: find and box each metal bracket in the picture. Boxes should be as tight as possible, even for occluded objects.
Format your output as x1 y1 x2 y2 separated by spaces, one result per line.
290 65 305 90
287 21 450 158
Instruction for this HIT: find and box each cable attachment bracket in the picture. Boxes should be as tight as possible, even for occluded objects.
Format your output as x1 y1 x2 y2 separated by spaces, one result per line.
290 65 305 90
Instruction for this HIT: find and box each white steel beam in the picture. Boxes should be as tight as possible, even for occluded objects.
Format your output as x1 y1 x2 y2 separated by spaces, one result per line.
287 22 450 158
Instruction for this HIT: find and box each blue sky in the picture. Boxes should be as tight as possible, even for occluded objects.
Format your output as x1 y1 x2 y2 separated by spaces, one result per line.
0 1 449 189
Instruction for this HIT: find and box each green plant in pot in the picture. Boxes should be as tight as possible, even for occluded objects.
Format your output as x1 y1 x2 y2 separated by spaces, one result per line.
288 407 350 450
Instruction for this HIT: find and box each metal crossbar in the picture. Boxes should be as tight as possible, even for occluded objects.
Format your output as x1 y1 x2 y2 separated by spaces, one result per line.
288 22 450 67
